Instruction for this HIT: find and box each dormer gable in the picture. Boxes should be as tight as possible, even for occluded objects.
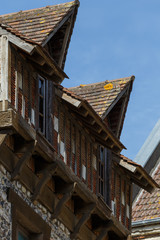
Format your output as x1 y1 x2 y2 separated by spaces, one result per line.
69 76 135 139
0 0 79 70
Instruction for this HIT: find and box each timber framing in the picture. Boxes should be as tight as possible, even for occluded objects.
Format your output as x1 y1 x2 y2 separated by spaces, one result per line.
0 109 129 240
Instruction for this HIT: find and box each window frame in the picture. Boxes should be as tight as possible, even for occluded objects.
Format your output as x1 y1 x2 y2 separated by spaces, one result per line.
98 146 105 197
38 75 46 135
8 189 51 240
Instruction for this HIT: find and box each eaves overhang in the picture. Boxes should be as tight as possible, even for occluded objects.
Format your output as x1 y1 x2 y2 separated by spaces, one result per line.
113 154 159 193
55 85 125 154
0 24 68 83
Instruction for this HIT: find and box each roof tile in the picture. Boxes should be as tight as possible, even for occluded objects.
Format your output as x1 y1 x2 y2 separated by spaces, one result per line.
133 163 160 222
69 76 135 118
0 1 78 45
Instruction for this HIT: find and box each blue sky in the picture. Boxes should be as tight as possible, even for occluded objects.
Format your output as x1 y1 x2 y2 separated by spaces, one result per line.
1 0 160 160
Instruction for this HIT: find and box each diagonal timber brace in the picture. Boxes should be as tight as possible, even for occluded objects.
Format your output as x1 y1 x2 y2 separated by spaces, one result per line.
96 220 113 240
11 140 37 180
70 203 96 240
32 162 58 201
51 182 77 219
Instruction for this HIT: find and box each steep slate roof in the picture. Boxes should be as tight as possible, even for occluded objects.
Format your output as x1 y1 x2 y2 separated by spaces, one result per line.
0 0 78 45
69 76 134 118
132 163 160 222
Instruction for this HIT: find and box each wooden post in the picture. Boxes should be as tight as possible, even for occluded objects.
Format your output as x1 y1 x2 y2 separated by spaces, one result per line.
1 35 9 110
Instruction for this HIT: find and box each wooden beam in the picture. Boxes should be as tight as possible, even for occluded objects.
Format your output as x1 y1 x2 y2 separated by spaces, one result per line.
96 220 113 240
58 18 73 68
42 9 74 46
35 132 55 162
52 182 76 219
29 52 46 66
79 107 89 117
0 133 8 148
32 162 57 201
70 203 96 239
11 140 36 180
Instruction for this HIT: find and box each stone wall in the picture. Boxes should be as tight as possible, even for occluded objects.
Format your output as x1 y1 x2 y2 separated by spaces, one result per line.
0 163 71 240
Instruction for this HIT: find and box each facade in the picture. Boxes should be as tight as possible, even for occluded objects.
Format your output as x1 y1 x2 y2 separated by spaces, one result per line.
0 1 158 240
132 120 160 239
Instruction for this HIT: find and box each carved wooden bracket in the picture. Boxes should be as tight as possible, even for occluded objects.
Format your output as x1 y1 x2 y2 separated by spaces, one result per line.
96 220 113 240
70 203 96 240
32 162 58 201
51 182 76 219
11 140 37 180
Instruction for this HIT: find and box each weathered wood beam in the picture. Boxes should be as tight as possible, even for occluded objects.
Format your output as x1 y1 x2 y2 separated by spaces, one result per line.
29 52 46 66
70 203 96 240
96 220 113 240
32 162 57 201
75 203 95 215
35 132 54 162
58 19 72 68
55 182 75 194
0 133 8 148
52 182 76 219
79 107 89 117
11 140 36 180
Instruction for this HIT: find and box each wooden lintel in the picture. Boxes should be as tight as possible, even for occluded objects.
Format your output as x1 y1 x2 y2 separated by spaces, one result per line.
32 163 57 201
96 220 113 240
70 203 96 240
52 182 76 219
11 140 36 180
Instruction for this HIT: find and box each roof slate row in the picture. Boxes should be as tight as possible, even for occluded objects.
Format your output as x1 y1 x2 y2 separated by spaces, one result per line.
69 76 135 118
133 163 160 222
0 1 79 45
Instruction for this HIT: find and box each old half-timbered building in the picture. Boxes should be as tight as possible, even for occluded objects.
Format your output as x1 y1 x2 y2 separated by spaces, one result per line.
0 1 158 240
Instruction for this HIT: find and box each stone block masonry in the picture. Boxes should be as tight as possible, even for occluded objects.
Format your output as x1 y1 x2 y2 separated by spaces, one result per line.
0 163 71 240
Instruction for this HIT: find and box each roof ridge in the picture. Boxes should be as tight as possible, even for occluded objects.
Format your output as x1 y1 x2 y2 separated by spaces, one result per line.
69 75 135 89
0 1 78 18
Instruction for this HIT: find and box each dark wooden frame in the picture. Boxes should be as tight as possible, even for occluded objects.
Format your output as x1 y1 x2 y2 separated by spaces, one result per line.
8 189 51 240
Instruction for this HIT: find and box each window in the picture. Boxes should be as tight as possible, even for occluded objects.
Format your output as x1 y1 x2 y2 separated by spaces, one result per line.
38 76 46 134
8 189 51 240
98 146 111 204
18 228 30 240
98 146 105 196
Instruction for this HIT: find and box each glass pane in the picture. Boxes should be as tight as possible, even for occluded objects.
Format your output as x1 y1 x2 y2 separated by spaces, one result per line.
98 162 100 175
39 115 44 133
39 79 44 96
100 147 104 162
39 97 44 114
101 165 103 179
101 180 104 196
18 231 28 240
